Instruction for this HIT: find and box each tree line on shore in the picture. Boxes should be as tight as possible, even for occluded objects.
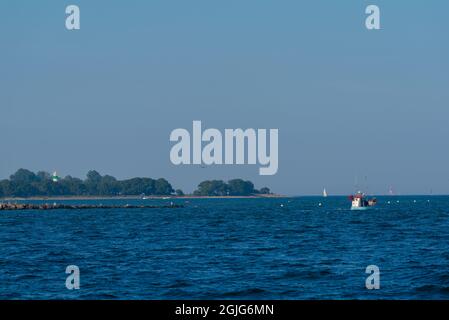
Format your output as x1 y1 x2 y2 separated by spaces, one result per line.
0 169 271 198
193 179 270 196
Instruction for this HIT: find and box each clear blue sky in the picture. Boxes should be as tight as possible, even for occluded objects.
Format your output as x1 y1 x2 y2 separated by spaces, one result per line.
1 1 448 195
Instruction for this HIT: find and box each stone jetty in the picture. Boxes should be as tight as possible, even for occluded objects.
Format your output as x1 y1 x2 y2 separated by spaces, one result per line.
0 202 183 211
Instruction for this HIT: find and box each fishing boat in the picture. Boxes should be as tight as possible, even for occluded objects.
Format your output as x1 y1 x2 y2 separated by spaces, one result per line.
349 191 376 210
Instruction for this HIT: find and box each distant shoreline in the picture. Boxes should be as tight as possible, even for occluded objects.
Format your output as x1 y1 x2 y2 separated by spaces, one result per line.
1 195 445 201
0 194 287 201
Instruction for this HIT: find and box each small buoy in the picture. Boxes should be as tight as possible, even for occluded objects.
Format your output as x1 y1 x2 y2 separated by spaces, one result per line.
318 203 322 206
413 200 417 203
280 204 284 207
397 200 400 203
387 201 391 204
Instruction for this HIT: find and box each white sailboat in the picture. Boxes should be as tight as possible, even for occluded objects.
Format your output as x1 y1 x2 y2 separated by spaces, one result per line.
323 188 328 197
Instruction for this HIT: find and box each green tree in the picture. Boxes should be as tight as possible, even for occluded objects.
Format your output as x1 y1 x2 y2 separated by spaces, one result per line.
195 180 229 196
62 175 87 195
10 169 38 184
227 179 255 196
193 179 263 196
36 171 51 181
259 187 271 194
0 180 12 197
85 170 102 195
120 178 155 195
154 178 174 195
9 181 40 197
98 175 119 196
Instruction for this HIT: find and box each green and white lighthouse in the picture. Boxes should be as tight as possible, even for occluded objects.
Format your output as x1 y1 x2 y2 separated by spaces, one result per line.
51 171 60 182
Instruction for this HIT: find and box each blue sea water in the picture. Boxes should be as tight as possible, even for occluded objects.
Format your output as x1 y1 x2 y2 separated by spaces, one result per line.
1 196 449 299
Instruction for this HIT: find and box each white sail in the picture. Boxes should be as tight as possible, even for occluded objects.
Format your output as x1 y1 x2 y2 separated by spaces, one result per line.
323 188 328 197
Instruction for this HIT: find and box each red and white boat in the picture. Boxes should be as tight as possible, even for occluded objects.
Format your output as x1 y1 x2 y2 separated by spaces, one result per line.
349 192 377 210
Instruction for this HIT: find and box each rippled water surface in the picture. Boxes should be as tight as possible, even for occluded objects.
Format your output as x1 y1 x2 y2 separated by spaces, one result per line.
1 196 449 299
